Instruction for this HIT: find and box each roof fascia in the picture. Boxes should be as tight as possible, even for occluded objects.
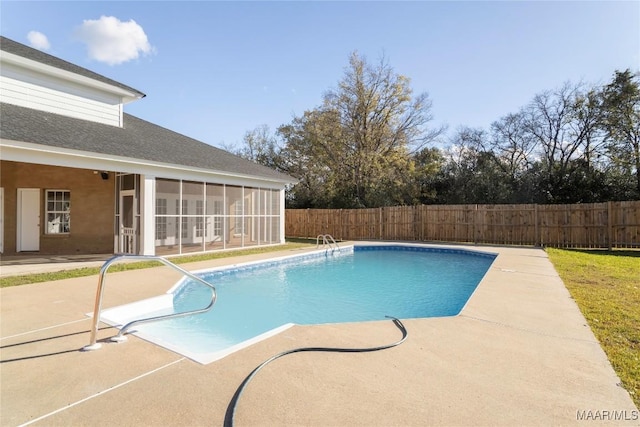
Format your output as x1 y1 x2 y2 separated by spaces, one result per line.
0 51 143 104
0 139 292 188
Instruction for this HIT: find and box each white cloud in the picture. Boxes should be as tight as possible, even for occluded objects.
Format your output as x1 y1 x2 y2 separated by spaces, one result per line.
74 16 154 65
27 31 51 51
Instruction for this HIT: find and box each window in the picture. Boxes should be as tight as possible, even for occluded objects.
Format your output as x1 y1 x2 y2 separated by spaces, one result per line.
181 200 189 238
196 200 204 238
234 198 243 235
46 190 70 234
175 200 180 240
156 198 167 240
213 200 222 237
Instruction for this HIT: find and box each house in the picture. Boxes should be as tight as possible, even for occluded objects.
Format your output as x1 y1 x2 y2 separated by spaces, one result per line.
0 36 293 257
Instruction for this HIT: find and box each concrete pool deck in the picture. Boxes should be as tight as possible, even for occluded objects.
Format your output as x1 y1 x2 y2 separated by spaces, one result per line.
1 243 638 426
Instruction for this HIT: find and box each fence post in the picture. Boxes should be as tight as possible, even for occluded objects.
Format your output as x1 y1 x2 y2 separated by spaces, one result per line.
305 208 309 239
607 201 613 250
473 204 478 244
420 205 425 241
534 204 539 247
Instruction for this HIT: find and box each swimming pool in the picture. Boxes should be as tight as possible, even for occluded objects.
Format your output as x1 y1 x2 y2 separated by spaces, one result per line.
100 244 496 363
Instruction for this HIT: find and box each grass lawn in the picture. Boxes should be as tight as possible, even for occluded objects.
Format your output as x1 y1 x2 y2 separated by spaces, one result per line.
0 240 317 288
546 248 640 409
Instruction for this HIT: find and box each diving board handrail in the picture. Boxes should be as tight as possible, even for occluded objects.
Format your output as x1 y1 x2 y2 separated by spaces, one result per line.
83 254 217 351
316 234 339 252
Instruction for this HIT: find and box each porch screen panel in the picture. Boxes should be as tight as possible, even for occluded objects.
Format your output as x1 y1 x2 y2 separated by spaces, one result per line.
205 184 224 250
270 217 281 244
181 181 204 253
121 174 136 191
155 198 167 240
155 179 180 255
270 189 281 243
134 174 140 227
244 187 259 247
122 194 134 228
152 181 282 255
260 189 269 244
226 185 243 248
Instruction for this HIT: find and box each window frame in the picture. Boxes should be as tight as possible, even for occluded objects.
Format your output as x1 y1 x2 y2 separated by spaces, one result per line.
195 200 204 238
45 189 71 234
155 198 167 240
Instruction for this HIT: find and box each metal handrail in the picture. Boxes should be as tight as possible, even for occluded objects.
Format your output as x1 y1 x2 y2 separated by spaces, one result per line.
83 255 217 351
316 234 339 253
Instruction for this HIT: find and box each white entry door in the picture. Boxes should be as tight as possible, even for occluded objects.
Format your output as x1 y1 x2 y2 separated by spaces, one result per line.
17 188 40 251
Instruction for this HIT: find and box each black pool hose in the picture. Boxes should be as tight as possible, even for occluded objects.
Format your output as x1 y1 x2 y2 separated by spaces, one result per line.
223 316 408 427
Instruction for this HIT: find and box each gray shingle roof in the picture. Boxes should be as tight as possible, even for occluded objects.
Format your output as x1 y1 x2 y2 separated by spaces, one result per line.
0 36 146 98
1 103 293 182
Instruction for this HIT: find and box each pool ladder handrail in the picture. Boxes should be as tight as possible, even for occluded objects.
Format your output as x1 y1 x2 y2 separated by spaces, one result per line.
83 254 217 351
316 234 339 253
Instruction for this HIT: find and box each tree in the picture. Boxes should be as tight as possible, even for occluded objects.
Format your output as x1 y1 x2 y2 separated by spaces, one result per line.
431 81 612 205
434 127 513 204
279 52 443 208
600 69 640 198
411 147 444 204
521 82 604 203
490 112 536 185
234 125 283 170
276 110 342 208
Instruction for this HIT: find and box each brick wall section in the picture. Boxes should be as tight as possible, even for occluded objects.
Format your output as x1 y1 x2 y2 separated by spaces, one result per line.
1 160 115 255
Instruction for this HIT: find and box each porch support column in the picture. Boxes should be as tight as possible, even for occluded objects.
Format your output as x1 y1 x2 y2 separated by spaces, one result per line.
140 174 156 255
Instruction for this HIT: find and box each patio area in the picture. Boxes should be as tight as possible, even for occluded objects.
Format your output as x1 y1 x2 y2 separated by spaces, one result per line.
1 244 637 426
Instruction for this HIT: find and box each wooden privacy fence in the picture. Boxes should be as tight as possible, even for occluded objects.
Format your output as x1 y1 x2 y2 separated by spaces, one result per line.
285 201 640 249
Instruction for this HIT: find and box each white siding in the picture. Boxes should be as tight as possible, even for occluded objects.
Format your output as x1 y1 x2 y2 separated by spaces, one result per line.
0 62 123 126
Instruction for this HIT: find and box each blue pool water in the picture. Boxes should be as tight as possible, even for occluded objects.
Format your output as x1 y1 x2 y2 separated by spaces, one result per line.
103 245 495 363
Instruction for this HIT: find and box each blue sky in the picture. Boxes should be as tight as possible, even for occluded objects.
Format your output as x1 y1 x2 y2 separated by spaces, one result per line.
1 1 638 149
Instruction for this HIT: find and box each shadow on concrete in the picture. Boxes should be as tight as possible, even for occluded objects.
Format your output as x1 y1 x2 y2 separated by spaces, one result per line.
0 326 113 364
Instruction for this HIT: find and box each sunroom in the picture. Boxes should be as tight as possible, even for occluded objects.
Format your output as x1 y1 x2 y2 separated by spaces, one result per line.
0 36 292 257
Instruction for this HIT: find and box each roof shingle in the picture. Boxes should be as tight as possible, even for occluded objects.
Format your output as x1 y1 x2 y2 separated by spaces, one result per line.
0 36 292 183
0 103 293 182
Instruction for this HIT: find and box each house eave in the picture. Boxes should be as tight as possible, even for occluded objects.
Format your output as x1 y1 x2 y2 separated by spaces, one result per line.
0 51 145 104
0 139 293 187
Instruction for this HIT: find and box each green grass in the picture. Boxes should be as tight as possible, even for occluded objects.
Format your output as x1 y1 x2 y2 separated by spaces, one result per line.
546 248 640 409
0 240 317 288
